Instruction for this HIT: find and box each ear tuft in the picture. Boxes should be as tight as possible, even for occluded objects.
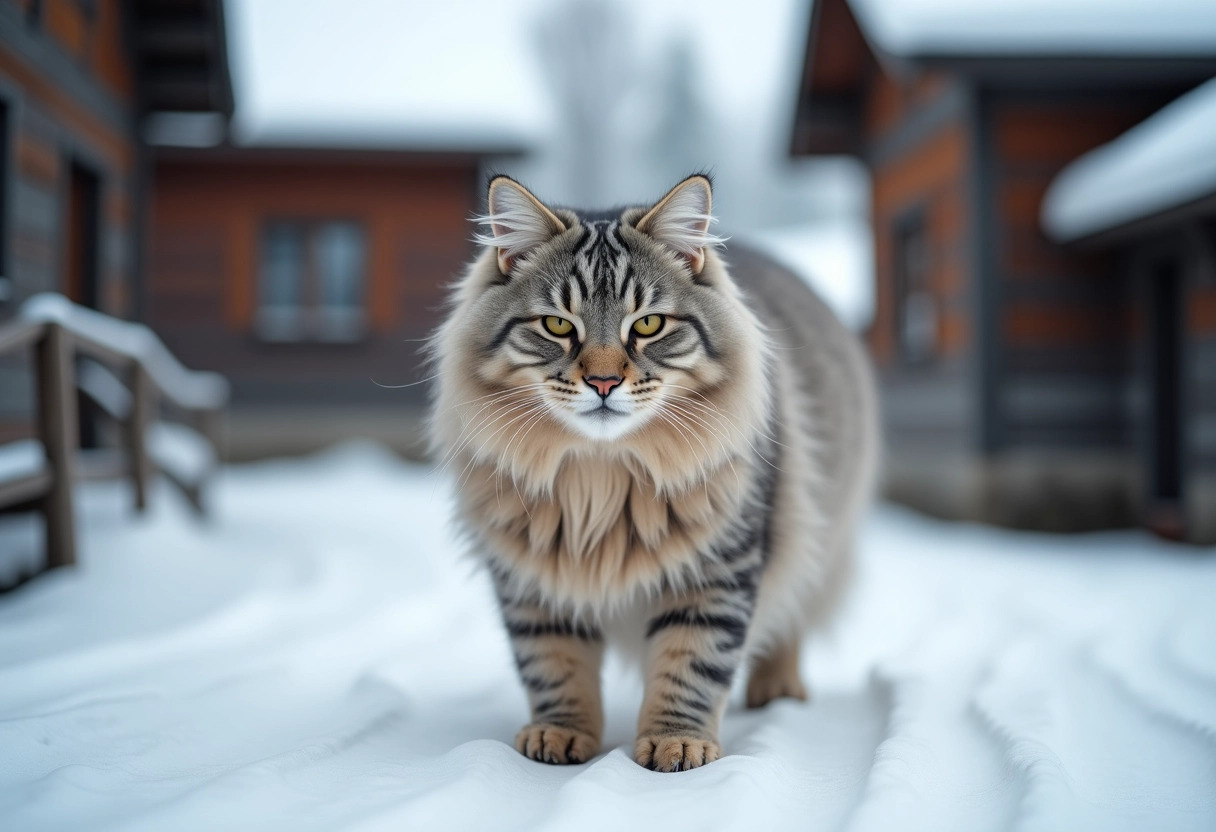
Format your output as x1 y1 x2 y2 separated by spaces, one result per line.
635 175 726 275
473 176 566 276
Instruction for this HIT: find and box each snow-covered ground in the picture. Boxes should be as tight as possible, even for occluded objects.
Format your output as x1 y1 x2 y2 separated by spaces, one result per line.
1 444 1214 831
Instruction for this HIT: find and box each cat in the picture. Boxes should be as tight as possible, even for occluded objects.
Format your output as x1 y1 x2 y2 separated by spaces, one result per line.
429 173 879 772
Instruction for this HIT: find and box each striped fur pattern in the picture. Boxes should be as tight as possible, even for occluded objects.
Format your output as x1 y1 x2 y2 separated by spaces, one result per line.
429 175 879 772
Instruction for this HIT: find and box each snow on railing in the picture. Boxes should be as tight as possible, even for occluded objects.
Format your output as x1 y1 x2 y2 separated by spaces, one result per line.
21 293 229 412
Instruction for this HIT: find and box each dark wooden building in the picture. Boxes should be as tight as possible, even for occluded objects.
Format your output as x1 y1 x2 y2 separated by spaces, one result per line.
1043 78 1216 543
790 0 1216 541
147 144 513 459
0 0 230 433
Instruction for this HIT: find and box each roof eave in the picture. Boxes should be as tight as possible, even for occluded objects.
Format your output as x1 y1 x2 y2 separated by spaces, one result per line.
1050 190 1216 250
151 143 529 166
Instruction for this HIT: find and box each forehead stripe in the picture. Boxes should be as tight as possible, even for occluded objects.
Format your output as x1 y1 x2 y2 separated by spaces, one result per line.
618 263 634 301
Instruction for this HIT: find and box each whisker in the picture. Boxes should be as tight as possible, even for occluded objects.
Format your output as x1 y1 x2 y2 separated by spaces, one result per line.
455 404 547 494
434 395 545 479
370 371 442 389
658 401 743 489
668 395 784 474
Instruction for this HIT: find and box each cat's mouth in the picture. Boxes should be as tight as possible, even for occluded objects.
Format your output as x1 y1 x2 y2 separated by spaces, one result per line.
580 403 628 418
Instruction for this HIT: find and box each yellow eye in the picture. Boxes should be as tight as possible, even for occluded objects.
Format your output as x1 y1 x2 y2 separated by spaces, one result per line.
543 316 574 337
632 314 664 337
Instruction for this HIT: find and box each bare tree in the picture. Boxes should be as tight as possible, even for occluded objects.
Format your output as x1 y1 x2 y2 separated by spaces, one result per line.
534 0 634 206
650 36 716 181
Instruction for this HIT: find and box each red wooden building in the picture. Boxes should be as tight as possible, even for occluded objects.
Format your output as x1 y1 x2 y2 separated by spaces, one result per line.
790 0 1216 541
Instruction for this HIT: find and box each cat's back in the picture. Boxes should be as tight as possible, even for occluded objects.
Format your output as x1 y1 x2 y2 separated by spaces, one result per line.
724 243 879 517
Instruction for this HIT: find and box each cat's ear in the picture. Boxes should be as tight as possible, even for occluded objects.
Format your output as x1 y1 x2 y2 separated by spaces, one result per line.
635 174 723 275
475 176 567 276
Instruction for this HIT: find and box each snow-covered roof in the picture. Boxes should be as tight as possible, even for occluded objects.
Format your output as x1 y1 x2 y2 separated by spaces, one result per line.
224 0 550 152
850 0 1216 58
1042 77 1216 242
223 0 814 156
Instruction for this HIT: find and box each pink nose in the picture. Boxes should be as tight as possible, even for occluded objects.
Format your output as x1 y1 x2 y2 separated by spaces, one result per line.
585 375 623 398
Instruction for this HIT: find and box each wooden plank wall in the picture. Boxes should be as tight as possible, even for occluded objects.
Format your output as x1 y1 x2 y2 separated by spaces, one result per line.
987 95 1165 451
148 158 480 407
866 70 974 452
1 0 136 312
1188 241 1216 475
0 0 136 440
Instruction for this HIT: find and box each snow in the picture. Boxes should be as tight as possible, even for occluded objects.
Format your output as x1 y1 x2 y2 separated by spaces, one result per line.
748 219 875 330
1 443 1214 831
850 0 1216 57
224 0 814 153
22 294 229 412
1042 77 1216 242
0 439 45 483
146 422 216 486
225 0 549 149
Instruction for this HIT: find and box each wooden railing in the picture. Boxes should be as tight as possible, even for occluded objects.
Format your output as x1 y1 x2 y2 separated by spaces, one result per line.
0 294 229 576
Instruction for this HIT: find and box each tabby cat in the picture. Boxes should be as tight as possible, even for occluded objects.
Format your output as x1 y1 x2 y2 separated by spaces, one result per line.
429 174 878 772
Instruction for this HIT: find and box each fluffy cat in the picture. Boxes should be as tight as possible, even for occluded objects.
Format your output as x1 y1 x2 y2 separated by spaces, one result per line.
429 174 878 772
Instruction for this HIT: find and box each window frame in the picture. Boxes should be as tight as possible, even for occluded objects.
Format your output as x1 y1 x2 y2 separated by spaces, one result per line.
892 207 936 367
255 218 369 344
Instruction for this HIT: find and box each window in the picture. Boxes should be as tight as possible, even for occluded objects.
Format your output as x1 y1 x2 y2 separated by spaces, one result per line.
894 213 935 364
257 221 367 342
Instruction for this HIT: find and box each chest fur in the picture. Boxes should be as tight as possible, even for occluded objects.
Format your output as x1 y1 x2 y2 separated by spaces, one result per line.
460 457 747 607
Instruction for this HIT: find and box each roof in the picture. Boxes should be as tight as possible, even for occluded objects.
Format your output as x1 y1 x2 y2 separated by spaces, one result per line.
791 0 1216 156
134 0 234 117
223 0 545 154
850 0 1216 59
1042 77 1216 242
151 143 522 168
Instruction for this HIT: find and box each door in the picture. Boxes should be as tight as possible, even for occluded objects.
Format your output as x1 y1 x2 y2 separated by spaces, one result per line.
65 160 101 309
1147 261 1185 538
65 161 102 447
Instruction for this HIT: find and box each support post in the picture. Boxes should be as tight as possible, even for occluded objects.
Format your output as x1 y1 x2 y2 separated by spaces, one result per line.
36 323 78 569
127 363 153 512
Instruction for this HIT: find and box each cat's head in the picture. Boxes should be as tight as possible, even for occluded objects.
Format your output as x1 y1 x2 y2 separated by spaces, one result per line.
432 174 768 480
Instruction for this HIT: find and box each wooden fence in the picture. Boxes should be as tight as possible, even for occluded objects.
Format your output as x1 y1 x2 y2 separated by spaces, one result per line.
0 294 228 579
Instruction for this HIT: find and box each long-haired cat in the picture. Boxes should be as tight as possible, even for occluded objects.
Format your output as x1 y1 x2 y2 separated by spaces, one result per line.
429 174 878 772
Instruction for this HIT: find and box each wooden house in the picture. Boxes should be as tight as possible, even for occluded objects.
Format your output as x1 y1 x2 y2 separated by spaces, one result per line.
790 0 1216 540
1043 78 1216 543
0 0 230 435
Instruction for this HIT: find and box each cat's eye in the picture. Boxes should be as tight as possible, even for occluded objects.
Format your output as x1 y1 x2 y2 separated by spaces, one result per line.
632 315 665 337
543 316 574 337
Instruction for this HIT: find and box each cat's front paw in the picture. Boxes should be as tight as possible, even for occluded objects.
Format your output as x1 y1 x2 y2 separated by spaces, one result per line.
634 734 722 772
514 723 598 765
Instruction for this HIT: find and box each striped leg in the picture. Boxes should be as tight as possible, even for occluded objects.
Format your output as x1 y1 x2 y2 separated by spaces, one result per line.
746 638 807 708
635 577 756 772
499 592 604 765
